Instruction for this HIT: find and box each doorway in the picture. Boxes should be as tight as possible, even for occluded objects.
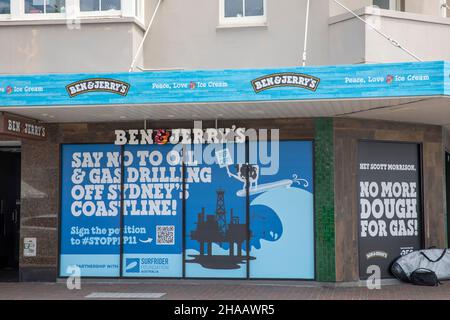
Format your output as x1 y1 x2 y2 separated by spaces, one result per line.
0 145 21 282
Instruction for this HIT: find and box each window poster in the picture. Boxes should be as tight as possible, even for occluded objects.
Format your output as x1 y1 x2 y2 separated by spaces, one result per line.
60 144 122 277
60 140 315 279
248 140 314 279
358 141 422 279
185 143 248 278
122 144 183 277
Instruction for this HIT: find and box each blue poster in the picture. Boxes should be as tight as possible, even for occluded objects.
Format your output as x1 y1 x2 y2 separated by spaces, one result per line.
185 143 248 278
60 144 122 277
248 140 314 279
122 145 183 277
60 141 314 279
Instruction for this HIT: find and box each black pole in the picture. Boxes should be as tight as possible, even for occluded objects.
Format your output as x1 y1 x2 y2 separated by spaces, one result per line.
119 145 125 277
182 145 187 278
245 139 250 279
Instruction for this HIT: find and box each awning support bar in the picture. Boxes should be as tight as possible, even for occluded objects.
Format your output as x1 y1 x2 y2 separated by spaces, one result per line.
129 0 164 72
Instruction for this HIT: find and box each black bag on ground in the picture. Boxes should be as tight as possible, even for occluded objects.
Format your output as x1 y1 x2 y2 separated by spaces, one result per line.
409 268 440 287
391 249 450 284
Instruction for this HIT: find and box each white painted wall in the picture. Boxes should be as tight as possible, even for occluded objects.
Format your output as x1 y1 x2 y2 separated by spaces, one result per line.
330 0 446 17
330 0 373 16
404 0 443 16
142 0 331 69
0 0 448 74
330 8 450 64
0 21 144 74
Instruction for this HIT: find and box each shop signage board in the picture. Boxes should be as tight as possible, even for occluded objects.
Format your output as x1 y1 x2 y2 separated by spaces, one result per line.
59 140 314 279
0 112 46 140
0 61 448 108
358 141 422 279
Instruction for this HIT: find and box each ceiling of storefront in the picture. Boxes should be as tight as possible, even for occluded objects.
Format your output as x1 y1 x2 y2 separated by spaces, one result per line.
1 96 449 128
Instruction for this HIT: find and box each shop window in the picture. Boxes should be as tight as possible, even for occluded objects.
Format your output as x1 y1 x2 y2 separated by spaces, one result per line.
185 143 248 278
59 140 315 279
0 0 10 15
60 144 122 277
248 140 314 279
121 145 183 278
184 140 314 279
220 0 266 26
25 0 66 14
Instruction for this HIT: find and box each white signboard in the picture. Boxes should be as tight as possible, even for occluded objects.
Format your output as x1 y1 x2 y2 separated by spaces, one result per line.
24 238 37 257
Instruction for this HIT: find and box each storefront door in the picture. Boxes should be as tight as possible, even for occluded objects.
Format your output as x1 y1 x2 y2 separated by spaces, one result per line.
0 146 21 282
358 141 422 279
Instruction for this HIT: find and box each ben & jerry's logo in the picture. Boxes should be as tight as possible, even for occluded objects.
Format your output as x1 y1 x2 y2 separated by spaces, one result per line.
251 73 320 93
366 251 388 260
66 78 130 97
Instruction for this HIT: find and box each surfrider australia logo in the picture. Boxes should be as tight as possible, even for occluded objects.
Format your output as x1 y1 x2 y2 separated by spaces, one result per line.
125 258 141 273
251 73 320 93
66 78 131 97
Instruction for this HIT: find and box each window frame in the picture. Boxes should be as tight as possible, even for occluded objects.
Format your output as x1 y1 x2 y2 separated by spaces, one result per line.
444 0 450 18
22 0 67 19
78 0 122 18
0 0 12 20
219 0 267 26
372 0 399 10
0 0 144 22
134 0 144 23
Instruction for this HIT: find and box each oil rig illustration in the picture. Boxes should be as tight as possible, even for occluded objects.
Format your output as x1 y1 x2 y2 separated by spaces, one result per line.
187 189 254 270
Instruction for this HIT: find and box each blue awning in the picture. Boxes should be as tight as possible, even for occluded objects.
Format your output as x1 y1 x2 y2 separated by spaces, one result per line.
0 61 448 108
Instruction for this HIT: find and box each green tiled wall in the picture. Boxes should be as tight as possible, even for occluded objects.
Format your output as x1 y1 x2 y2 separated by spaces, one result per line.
314 118 336 282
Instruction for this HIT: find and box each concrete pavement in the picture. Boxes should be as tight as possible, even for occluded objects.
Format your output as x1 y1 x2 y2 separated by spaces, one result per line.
0 280 449 300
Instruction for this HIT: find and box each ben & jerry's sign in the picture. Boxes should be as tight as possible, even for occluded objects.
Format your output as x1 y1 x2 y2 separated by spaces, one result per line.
0 113 47 140
251 72 320 93
66 78 131 97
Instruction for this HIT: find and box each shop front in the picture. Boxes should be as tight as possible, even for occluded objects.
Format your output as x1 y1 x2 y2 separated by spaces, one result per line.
0 61 448 282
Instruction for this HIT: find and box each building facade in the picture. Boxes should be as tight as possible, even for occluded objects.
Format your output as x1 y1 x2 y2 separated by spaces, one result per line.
0 0 449 283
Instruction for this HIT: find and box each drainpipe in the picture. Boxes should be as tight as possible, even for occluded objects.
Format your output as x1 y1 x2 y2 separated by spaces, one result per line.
129 0 164 72
302 0 311 66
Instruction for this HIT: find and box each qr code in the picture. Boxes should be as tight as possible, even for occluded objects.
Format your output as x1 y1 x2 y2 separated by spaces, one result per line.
156 225 175 245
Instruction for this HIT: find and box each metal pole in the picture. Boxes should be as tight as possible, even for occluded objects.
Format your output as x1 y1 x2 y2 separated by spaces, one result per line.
302 0 311 66
129 0 164 72
332 0 422 62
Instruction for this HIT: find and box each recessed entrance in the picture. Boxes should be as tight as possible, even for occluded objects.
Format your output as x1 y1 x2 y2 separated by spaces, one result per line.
0 144 21 282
